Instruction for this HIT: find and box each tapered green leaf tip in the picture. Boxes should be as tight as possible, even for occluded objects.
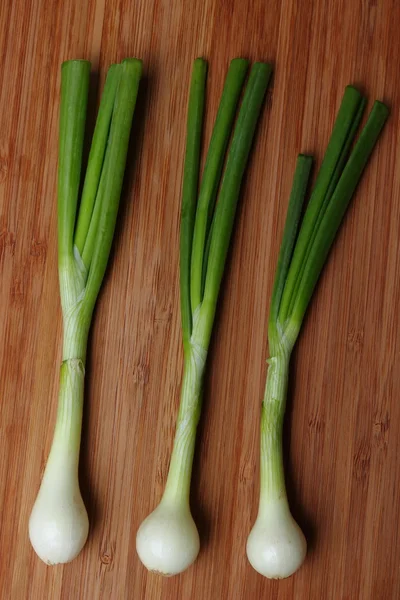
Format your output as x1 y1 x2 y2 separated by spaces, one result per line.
230 57 250 70
344 84 366 102
106 63 119 73
341 85 364 110
372 99 390 120
192 58 208 80
61 59 91 69
121 57 143 74
252 61 273 77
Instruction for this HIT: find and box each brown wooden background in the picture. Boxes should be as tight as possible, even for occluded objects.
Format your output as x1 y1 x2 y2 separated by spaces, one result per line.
1 0 400 598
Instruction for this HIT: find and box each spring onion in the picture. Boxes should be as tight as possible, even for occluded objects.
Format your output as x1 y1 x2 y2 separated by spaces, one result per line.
29 58 142 565
136 57 272 576
246 87 389 579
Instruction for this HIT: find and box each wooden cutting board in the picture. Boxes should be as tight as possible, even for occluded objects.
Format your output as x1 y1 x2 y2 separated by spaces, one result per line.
1 0 400 597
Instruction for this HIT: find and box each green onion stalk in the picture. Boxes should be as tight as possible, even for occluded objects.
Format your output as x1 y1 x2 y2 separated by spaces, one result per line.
246 87 389 578
29 58 142 565
136 58 272 576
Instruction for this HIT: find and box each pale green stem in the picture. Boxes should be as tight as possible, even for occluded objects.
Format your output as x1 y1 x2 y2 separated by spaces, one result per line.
163 339 207 505
259 349 290 515
46 358 85 478
59 248 90 361
62 314 89 361
53 253 88 471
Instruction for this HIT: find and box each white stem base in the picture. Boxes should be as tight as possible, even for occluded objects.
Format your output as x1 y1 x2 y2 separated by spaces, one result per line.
246 498 306 579
29 358 88 565
136 497 200 576
29 454 89 565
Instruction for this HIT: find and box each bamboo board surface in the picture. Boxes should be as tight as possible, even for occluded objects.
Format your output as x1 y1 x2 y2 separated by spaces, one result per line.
1 0 400 598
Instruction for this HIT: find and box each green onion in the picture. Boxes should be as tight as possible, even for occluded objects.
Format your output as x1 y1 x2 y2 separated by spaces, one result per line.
136 57 272 576
29 58 142 565
246 89 389 579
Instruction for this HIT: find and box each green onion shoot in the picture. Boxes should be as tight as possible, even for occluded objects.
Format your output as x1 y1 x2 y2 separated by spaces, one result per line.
29 58 142 565
246 87 389 579
136 57 272 576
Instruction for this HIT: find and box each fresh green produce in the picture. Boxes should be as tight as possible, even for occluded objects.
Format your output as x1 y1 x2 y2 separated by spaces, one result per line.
29 58 142 565
246 87 389 579
136 57 272 576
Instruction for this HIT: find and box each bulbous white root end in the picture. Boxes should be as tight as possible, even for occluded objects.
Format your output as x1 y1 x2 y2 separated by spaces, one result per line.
136 499 200 576
29 467 89 565
246 499 307 579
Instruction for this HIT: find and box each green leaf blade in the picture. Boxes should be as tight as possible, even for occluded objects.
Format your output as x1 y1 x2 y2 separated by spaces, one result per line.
278 86 366 326
268 154 313 351
180 58 207 354
58 60 90 265
200 62 272 347
290 100 389 327
189 58 249 314
74 63 121 258
84 58 142 314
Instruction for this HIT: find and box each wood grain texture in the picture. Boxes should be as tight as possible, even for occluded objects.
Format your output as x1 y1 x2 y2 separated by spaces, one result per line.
1 0 400 597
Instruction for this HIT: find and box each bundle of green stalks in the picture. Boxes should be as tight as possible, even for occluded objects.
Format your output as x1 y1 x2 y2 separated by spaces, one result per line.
246 87 389 579
136 57 272 576
29 58 142 565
